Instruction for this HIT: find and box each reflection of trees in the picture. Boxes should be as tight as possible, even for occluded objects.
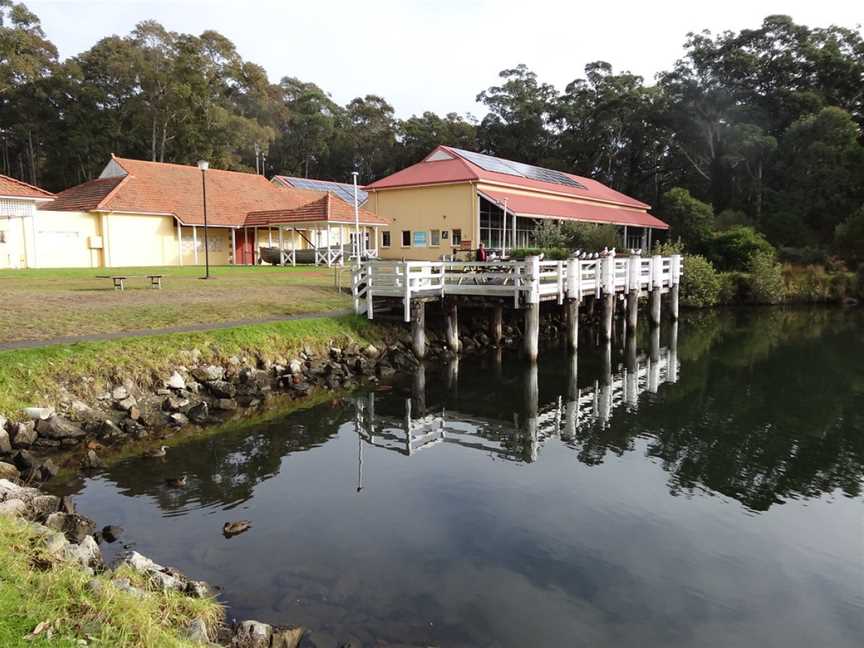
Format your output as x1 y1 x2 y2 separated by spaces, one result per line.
568 309 864 511
102 400 354 511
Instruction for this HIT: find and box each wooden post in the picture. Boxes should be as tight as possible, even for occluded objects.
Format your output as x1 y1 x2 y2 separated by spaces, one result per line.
410 299 426 359
411 363 426 416
278 227 285 266
490 304 503 346
566 299 579 351
650 287 662 326
650 254 662 326
601 294 614 341
192 226 199 265
446 357 459 394
524 302 540 361
626 291 638 332
524 255 540 362
176 220 184 266
230 229 236 265
444 298 460 353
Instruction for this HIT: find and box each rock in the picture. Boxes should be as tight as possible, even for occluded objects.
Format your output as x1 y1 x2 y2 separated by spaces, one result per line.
0 428 11 454
29 494 60 519
102 525 123 543
41 529 70 558
36 415 84 440
235 620 272 647
80 450 104 470
123 551 185 591
59 495 76 514
188 402 209 423
214 398 238 411
186 579 214 599
270 627 304 648
10 421 36 447
0 461 19 481
22 407 54 421
45 512 97 543
63 535 102 569
192 365 224 382
207 380 236 399
99 419 125 440
168 412 189 427
70 400 96 417
116 395 138 412
125 550 162 573
122 419 148 439
162 395 189 412
363 344 380 358
11 449 36 472
0 415 5 431
186 617 211 644
0 499 27 517
111 386 129 401
167 372 187 390
111 578 146 598
39 459 60 479
290 382 312 395
289 359 304 375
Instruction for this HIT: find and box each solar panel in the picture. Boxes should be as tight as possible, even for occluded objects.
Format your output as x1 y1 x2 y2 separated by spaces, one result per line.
282 177 367 205
450 148 586 191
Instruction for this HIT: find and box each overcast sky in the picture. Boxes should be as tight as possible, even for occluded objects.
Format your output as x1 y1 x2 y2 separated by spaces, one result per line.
27 0 863 119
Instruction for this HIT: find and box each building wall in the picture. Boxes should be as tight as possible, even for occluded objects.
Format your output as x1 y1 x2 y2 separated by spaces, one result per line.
32 210 103 268
0 198 36 269
365 183 477 261
101 213 181 267
177 225 233 266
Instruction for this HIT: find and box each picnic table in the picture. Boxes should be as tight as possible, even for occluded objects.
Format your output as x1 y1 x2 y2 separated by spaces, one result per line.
97 274 164 291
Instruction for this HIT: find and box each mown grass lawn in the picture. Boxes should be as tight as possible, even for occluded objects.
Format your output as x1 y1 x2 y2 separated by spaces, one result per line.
0 265 352 344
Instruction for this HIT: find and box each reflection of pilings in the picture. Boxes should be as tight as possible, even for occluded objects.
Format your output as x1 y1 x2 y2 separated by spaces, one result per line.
601 293 614 340
566 299 579 351
444 298 460 353
564 353 579 440
411 299 426 359
668 321 679 384
446 357 460 395
524 364 539 462
493 348 503 380
598 341 613 425
624 334 638 409
626 289 639 332
490 305 503 346
524 302 540 361
411 363 427 415
650 287 662 327
648 325 661 393
669 284 680 321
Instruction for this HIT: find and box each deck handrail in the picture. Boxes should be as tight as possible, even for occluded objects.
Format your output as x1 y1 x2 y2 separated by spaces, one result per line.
354 254 683 321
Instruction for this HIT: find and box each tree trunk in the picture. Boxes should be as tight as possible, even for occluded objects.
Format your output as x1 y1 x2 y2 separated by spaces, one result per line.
160 118 169 162
151 115 157 162
28 130 37 186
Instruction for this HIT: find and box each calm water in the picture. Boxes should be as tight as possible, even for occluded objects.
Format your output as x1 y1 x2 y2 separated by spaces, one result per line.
56 308 864 647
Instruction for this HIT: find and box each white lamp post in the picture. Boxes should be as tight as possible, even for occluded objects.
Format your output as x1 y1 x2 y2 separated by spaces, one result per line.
352 171 360 261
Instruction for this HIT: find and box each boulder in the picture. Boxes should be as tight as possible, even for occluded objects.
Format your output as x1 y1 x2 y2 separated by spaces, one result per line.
123 551 184 591
363 344 380 358
11 449 36 471
162 395 189 412
166 372 187 390
22 407 54 421
80 450 104 470
99 419 125 440
0 460 19 481
30 495 60 519
10 421 37 448
235 620 272 647
185 579 215 599
288 359 304 375
69 400 96 417
214 398 238 411
116 396 138 412
36 415 84 440
0 498 27 517
188 402 209 423
111 578 146 598
207 380 236 399
62 535 102 569
102 525 123 543
45 512 97 543
192 365 224 382
270 627 304 648
168 413 189 427
186 618 211 644
112 385 130 401
0 428 11 454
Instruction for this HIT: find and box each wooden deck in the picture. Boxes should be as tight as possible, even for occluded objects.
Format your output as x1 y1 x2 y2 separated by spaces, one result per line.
352 254 682 322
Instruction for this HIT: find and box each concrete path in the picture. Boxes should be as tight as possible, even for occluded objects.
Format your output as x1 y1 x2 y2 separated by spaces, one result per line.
0 309 354 352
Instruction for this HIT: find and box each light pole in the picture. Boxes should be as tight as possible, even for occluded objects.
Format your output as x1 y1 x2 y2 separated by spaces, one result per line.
197 160 211 279
352 170 360 261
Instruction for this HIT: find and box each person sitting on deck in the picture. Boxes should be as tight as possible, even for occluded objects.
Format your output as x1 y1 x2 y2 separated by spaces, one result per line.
476 242 487 262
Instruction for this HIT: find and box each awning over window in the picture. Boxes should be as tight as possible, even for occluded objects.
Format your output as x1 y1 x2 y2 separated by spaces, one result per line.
479 190 669 230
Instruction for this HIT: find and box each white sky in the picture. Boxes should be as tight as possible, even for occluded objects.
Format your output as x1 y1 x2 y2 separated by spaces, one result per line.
27 0 864 119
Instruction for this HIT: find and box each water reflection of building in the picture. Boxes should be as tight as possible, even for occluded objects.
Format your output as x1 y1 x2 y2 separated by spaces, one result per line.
353 324 679 464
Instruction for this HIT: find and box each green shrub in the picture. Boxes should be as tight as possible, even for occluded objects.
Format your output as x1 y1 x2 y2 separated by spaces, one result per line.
563 222 619 251
858 264 864 299
509 247 571 260
834 207 864 264
778 246 827 265
705 226 776 271
679 254 721 307
532 221 569 248
652 239 685 256
747 251 785 304
659 187 714 251
718 271 746 304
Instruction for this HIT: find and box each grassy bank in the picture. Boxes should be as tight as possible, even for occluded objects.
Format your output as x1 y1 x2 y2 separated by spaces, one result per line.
0 516 221 648
0 314 385 418
0 265 350 344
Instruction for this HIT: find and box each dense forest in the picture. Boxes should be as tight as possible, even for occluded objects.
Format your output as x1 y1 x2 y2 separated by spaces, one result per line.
1 1 862 259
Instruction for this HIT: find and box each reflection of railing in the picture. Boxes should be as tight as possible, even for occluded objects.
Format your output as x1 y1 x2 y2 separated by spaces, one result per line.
353 343 679 462
353 254 683 321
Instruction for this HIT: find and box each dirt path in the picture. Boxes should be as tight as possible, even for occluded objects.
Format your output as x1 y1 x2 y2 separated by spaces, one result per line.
0 309 354 351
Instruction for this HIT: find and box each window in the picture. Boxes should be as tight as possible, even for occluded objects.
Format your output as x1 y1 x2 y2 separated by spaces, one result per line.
413 231 428 247
479 197 535 251
430 229 440 246
401 230 411 247
452 229 462 245
441 230 449 240
382 231 391 248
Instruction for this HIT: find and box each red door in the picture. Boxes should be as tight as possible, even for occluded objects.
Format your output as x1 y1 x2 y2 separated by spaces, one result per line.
234 230 255 265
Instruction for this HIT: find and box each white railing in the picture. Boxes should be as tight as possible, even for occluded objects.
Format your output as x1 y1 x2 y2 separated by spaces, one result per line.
354 254 683 321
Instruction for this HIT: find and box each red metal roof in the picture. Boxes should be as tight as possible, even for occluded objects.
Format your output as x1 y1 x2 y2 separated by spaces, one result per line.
364 145 650 211
247 193 387 227
480 190 669 229
0 174 53 200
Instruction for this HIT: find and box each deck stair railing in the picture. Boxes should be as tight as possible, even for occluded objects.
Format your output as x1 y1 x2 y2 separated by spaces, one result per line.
352 254 682 322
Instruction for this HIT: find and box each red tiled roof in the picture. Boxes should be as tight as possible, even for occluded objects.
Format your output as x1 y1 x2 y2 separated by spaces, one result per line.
479 190 669 229
41 176 124 211
0 174 53 200
247 193 386 227
364 145 650 211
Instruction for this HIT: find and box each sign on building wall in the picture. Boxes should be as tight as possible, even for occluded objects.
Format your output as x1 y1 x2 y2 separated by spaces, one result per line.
413 231 428 247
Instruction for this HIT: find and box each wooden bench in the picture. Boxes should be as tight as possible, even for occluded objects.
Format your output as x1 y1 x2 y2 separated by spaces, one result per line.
97 275 164 291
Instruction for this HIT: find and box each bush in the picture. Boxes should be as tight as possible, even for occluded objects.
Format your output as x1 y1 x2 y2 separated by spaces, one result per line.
834 206 864 264
509 247 571 260
705 226 776 271
778 246 827 265
530 221 618 252
857 263 864 299
652 239 685 256
747 251 785 304
660 187 714 251
679 254 721 307
718 271 747 303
